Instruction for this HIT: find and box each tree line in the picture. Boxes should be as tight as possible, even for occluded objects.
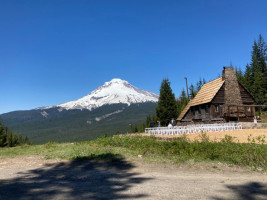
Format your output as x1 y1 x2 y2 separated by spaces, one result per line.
129 34 266 133
0 120 31 147
236 34 267 105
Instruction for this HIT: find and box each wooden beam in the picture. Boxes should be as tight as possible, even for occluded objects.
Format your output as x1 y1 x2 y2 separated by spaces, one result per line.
227 104 266 107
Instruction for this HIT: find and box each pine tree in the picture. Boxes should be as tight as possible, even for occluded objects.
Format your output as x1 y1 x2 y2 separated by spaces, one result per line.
189 84 197 99
134 124 138 133
243 64 253 92
252 71 265 104
196 78 203 91
258 34 267 71
0 121 7 147
177 89 189 115
236 67 243 81
156 78 178 126
239 35 267 104
0 119 31 147
263 71 267 104
249 35 267 104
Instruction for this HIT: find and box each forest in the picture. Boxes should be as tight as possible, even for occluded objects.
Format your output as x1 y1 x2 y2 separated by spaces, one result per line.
0 120 31 147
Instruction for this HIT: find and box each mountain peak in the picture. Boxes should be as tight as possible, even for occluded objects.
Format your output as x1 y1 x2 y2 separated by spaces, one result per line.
110 78 127 83
103 78 129 86
45 79 158 110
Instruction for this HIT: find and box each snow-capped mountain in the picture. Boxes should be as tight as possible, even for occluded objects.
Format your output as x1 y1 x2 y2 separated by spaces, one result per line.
45 78 158 110
1 78 158 144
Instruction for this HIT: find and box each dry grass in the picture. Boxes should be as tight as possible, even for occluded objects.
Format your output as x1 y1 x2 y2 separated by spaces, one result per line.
142 129 267 144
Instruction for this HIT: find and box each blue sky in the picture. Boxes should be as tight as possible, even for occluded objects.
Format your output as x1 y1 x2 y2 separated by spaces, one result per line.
1 0 267 114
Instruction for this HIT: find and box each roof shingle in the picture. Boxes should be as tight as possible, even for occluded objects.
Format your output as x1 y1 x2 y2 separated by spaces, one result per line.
177 77 224 121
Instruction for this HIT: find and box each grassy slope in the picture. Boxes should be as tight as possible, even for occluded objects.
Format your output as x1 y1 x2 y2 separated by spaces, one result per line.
0 135 266 171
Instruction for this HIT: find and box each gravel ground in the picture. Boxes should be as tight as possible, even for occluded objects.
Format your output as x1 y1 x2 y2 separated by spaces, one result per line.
0 156 266 200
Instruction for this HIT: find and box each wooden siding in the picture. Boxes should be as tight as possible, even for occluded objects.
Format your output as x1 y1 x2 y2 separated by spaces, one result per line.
212 83 225 104
178 77 224 121
184 109 191 120
238 83 255 104
210 104 223 119
183 104 211 121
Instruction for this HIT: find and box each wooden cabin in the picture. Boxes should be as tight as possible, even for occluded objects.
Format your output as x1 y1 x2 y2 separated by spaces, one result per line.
177 67 259 123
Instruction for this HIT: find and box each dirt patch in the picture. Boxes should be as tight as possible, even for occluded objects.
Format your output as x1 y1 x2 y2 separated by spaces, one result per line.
0 155 266 200
142 129 267 144
0 156 64 179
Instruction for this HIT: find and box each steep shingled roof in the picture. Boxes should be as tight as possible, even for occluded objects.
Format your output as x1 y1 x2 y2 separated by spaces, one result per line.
177 77 225 121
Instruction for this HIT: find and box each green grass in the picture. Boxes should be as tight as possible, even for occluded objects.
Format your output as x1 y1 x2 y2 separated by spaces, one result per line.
261 111 267 124
95 135 267 169
0 135 266 171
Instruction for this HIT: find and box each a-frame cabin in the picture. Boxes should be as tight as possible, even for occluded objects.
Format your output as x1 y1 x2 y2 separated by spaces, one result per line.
177 67 258 123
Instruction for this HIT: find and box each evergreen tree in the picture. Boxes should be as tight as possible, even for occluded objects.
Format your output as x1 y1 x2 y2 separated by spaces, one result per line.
0 121 7 147
242 64 253 91
263 71 267 103
238 35 267 105
133 124 138 133
177 89 189 116
252 71 265 104
156 78 178 126
196 78 203 91
189 84 197 99
0 119 31 147
129 124 138 133
236 67 243 82
129 124 133 133
258 34 267 69
249 35 267 104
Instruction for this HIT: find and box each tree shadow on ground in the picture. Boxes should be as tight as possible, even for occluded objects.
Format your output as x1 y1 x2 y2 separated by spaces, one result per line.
213 181 267 200
0 153 152 200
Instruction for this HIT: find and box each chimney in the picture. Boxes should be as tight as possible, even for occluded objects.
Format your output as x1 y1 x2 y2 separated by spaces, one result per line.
222 67 243 117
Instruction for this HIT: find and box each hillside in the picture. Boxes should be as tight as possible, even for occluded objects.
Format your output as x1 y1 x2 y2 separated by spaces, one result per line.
1 102 157 144
1 103 157 144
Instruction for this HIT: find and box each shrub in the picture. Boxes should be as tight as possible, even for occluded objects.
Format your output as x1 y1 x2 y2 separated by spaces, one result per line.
95 135 267 169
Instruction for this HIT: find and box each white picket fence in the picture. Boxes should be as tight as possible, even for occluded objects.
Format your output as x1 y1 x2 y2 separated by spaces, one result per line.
145 123 242 136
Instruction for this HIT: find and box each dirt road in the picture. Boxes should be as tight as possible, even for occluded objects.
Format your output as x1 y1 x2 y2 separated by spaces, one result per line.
0 156 266 200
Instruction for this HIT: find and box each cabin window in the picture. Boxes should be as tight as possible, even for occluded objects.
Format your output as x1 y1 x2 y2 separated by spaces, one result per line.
215 105 219 112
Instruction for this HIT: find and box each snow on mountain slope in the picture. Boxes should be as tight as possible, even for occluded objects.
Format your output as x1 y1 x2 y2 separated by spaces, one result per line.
45 78 158 110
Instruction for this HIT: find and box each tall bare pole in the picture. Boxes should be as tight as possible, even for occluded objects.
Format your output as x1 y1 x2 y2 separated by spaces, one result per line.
184 77 190 101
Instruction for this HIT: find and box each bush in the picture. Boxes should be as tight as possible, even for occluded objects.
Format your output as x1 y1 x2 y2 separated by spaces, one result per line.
95 135 267 169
